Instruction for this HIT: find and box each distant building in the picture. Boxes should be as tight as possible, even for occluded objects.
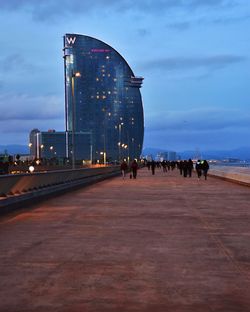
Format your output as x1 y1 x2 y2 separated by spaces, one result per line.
63 34 144 162
158 151 177 161
29 129 65 159
222 158 241 163
39 131 66 159
29 129 91 161
29 129 40 158
29 34 144 163
145 155 153 162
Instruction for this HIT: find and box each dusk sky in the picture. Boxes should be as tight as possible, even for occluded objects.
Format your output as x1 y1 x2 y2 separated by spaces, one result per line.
0 0 249 152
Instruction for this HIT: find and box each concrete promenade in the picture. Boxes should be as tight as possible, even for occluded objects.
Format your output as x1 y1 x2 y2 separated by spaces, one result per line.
1 167 250 312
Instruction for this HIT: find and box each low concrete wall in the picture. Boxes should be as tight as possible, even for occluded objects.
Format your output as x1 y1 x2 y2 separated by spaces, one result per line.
209 166 250 187
0 166 120 215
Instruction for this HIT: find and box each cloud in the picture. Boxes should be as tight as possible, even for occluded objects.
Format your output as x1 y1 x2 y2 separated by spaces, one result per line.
0 93 64 121
0 118 64 134
139 55 247 73
0 0 236 21
187 0 233 9
0 93 65 144
165 14 250 32
166 21 192 31
211 14 250 24
145 108 250 133
137 28 151 37
0 54 38 74
0 118 65 146
143 126 250 151
143 108 250 150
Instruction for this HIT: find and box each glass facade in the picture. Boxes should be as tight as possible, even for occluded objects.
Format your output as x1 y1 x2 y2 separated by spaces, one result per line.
63 34 144 163
39 131 67 159
29 129 40 157
29 129 92 161
66 132 92 161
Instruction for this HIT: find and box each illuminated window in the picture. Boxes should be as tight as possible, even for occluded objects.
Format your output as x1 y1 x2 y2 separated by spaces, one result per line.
96 77 99 81
96 95 100 99
66 54 74 65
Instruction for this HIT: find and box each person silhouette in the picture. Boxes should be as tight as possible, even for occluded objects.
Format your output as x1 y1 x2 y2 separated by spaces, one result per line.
130 159 138 179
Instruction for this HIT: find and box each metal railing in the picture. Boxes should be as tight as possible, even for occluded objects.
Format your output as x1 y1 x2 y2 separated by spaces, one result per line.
0 166 120 198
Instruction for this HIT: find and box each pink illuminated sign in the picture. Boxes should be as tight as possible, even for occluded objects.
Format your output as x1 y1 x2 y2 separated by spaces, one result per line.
91 49 111 53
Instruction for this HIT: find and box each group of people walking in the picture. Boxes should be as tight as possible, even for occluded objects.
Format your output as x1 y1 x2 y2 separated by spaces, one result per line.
120 159 209 180
120 159 138 179
194 159 210 180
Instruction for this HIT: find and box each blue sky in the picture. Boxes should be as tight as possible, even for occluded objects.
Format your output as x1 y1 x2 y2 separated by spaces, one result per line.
0 0 249 152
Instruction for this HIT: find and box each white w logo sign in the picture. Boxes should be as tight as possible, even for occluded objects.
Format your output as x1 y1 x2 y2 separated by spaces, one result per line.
66 37 76 45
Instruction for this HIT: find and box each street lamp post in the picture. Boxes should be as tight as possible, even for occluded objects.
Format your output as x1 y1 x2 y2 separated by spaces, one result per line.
49 146 54 160
71 71 81 169
118 122 124 162
40 144 44 159
103 111 111 167
124 144 128 162
90 132 93 164
100 152 106 165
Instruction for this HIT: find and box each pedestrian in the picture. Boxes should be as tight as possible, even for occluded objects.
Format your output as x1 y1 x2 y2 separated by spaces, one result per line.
179 160 184 175
162 161 167 173
170 161 176 170
167 161 171 171
195 160 202 180
130 159 138 179
202 160 209 180
147 161 151 170
151 160 156 175
187 159 194 177
183 160 188 177
120 160 128 179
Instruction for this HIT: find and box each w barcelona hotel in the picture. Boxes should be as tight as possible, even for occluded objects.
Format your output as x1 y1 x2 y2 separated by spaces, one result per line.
30 34 144 164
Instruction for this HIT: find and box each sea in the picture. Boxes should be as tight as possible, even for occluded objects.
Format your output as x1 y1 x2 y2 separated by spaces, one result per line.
212 162 250 168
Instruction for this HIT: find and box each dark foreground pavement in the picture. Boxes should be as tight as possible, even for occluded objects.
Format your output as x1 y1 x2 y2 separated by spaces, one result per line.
1 168 250 312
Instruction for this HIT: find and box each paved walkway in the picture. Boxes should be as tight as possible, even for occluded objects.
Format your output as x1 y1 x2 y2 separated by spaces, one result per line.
1 167 250 312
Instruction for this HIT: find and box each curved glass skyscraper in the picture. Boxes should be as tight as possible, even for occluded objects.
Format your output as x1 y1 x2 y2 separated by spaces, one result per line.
63 34 144 163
